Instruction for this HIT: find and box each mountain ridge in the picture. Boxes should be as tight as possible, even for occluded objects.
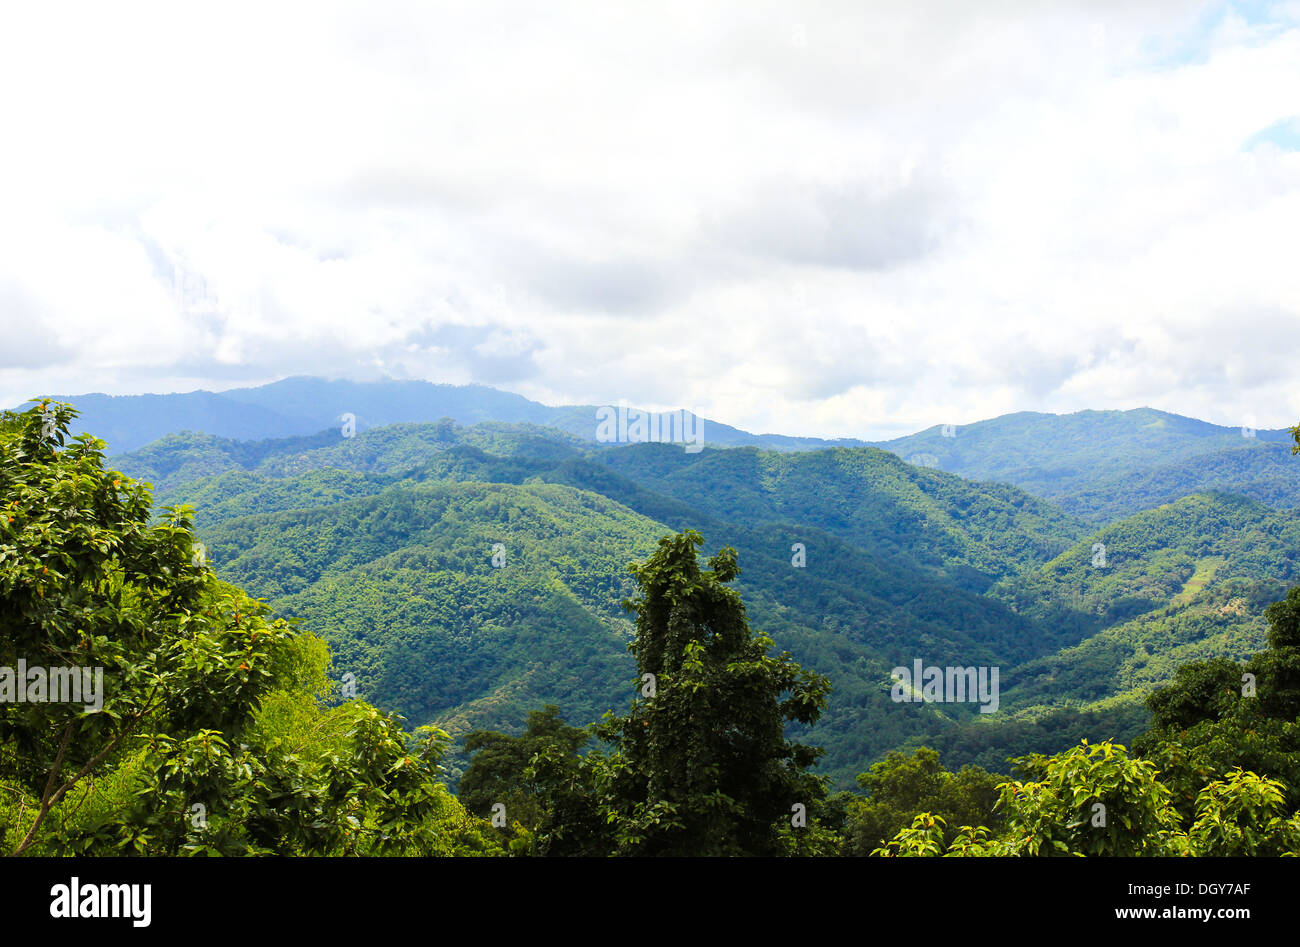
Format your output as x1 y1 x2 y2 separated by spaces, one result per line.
22 375 1293 456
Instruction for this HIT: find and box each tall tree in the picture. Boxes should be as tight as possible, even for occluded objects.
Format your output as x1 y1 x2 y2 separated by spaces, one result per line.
582 530 833 855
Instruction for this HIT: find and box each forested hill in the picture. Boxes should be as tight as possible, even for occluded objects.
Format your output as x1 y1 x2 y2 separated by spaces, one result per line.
101 414 1300 787
876 407 1299 522
127 422 1081 787
985 493 1300 716
6 399 1300 861
17 380 1298 527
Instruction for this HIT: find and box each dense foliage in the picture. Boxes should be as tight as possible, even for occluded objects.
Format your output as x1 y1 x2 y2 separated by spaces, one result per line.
873 587 1300 856
0 403 500 855
90 411 1298 789
5 400 1298 857
460 531 836 856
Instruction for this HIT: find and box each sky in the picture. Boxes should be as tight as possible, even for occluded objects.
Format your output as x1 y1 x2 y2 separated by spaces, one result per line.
1 0 1298 439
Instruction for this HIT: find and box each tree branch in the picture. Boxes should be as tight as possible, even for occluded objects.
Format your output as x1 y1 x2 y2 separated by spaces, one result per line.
10 687 161 856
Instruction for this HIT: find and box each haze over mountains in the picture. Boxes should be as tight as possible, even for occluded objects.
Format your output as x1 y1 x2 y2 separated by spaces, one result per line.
27 375 1294 788
21 377 873 455
19 374 1297 467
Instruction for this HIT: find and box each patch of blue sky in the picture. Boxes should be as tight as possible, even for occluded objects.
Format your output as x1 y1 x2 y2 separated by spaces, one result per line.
1135 0 1294 70
1242 116 1300 151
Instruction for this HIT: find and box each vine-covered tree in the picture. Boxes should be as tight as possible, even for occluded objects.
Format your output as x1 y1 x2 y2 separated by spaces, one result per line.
579 530 835 855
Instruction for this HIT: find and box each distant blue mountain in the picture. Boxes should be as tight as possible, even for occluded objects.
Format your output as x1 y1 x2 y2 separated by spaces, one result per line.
16 376 869 454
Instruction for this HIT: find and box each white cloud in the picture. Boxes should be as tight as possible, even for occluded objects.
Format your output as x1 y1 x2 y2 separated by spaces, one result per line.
1 0 1298 436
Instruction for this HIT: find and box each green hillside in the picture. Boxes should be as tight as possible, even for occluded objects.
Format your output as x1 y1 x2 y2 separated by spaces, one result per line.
985 493 1300 717
8 399 1300 860
194 469 1055 788
991 492 1300 631
103 415 1300 789
594 441 1085 588
1061 442 1300 522
876 407 1298 522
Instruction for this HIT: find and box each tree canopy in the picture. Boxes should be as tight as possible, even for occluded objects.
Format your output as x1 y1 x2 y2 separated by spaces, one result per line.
0 402 499 856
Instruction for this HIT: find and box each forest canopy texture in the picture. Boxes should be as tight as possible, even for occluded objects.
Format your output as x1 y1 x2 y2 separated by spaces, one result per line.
2 401 1299 856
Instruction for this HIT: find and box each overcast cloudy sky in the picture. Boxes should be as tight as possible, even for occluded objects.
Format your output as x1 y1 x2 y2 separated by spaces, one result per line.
1 0 1297 438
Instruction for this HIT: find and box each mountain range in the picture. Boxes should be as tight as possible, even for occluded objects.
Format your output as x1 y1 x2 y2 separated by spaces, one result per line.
20 376 870 455
20 377 1297 526
15 377 1298 787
